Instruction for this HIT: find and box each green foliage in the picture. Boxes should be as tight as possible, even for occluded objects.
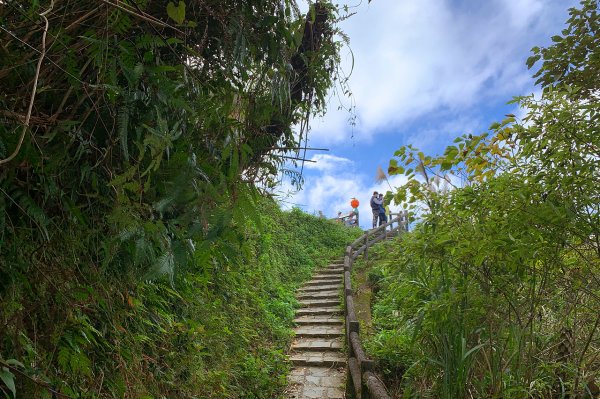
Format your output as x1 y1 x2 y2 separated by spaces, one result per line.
166 1 186 25
370 1 599 397
0 0 349 285
368 171 599 397
0 366 16 399
0 201 357 398
527 0 600 99
0 1 357 397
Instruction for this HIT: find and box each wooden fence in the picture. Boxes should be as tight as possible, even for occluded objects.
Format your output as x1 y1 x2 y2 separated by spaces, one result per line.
344 213 407 399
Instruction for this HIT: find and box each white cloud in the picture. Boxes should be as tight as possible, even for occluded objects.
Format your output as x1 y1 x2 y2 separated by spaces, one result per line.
306 0 576 147
283 0 577 226
304 153 353 172
277 161 410 229
498 0 544 29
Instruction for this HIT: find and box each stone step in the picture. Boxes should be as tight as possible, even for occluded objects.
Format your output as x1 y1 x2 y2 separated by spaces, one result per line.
302 278 341 287
294 325 344 338
311 269 344 280
307 273 341 280
295 307 341 316
290 352 347 367
287 259 347 399
294 315 343 325
315 267 343 273
319 270 343 276
314 268 344 276
287 366 346 399
298 284 340 293
297 291 339 301
298 299 340 308
312 273 342 279
311 275 342 282
291 337 343 351
318 266 344 272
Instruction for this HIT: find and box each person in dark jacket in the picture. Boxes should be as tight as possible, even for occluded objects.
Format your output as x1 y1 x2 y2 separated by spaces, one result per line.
370 191 382 229
378 194 387 226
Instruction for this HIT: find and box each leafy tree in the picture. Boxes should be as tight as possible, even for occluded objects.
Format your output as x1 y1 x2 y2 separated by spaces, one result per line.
528 0 600 100
370 1 599 397
0 0 347 281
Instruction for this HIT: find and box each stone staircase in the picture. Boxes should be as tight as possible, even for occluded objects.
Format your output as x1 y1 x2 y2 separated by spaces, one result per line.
286 260 346 399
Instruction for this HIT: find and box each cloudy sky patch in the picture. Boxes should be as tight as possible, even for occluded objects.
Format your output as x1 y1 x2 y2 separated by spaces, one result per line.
304 154 353 172
280 0 578 228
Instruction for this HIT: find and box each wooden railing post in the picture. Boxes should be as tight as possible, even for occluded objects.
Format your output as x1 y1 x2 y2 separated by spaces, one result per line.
345 218 400 399
398 213 403 236
399 211 403 233
361 359 375 399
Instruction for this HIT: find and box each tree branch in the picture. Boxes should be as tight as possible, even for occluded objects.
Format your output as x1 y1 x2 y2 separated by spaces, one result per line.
0 0 53 166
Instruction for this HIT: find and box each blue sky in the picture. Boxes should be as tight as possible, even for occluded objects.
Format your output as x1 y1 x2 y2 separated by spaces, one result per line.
278 0 579 228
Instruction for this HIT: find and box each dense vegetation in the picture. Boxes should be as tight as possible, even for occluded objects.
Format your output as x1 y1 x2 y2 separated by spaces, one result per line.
1 201 359 398
367 1 599 398
0 0 356 397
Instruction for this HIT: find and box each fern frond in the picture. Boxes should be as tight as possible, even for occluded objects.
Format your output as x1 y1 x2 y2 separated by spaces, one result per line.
57 346 71 371
9 189 49 241
153 194 177 213
151 251 175 285
172 239 192 271
132 62 144 86
134 235 155 266
118 223 139 242
70 351 92 376
117 105 130 161
0 194 6 240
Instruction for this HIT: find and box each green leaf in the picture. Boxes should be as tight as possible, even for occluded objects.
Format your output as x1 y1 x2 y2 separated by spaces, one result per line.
0 367 16 398
526 54 541 69
394 147 406 157
388 165 404 175
444 146 459 161
440 161 453 171
462 342 485 361
489 121 501 130
4 360 23 368
166 1 186 24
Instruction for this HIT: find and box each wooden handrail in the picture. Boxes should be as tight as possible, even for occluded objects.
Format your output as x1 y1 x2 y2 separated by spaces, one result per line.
342 213 407 399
